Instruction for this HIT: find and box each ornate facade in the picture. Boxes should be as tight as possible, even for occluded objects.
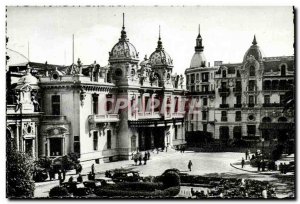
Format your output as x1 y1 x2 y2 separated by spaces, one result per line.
185 30 295 148
6 16 187 165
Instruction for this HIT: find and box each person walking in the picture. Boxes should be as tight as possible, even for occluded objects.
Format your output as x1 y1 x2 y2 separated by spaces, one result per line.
147 151 150 160
139 154 142 165
241 158 245 168
245 150 249 160
257 160 261 172
91 164 95 175
58 169 62 185
134 154 138 165
262 161 266 171
188 160 193 171
143 153 147 165
77 174 83 183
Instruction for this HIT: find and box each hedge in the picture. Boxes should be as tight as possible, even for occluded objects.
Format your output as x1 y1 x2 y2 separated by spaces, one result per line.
94 186 180 198
49 186 69 198
103 182 164 192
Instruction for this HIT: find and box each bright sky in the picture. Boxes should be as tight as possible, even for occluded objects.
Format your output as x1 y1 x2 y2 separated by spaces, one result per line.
6 6 294 74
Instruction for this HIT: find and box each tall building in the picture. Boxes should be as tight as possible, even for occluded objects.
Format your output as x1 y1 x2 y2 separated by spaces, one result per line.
6 15 187 165
185 30 295 148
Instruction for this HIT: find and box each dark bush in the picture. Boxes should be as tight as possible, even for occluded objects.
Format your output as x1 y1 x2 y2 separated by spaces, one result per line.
68 152 80 163
35 156 52 170
61 155 75 170
94 186 180 198
161 171 180 189
49 186 69 198
6 150 35 198
163 168 180 175
73 187 91 197
33 167 48 182
271 145 284 161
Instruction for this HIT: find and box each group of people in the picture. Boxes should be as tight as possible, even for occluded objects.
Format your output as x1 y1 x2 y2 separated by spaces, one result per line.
133 151 151 165
190 178 276 199
279 163 289 174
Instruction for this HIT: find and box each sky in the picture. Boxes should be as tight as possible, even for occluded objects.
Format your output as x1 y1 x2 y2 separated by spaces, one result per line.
6 6 294 74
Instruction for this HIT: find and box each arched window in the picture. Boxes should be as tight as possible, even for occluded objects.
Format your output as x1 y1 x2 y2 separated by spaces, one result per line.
237 70 241 77
222 70 226 78
249 66 255 76
262 117 272 123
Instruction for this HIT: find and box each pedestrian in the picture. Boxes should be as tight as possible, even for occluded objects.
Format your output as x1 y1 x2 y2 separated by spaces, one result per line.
262 161 265 172
139 154 142 165
279 163 283 174
165 145 168 152
245 150 249 160
68 176 74 183
188 160 193 171
58 170 62 185
77 174 83 183
191 188 195 196
91 164 95 175
147 151 151 160
134 155 138 165
62 168 66 182
78 163 82 174
241 158 245 168
183 146 186 153
143 153 147 165
283 163 287 174
156 148 159 154
257 160 261 172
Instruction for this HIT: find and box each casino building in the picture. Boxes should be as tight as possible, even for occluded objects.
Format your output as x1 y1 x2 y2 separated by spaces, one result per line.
185 30 295 148
6 16 187 165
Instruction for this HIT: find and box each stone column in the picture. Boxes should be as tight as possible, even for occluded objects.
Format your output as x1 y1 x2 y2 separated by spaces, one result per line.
16 124 20 151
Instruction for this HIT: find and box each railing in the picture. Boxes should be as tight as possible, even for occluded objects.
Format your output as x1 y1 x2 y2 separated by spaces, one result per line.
234 104 242 108
221 116 227 122
262 103 283 107
88 114 119 123
172 112 185 118
233 87 242 92
219 104 229 108
188 90 215 95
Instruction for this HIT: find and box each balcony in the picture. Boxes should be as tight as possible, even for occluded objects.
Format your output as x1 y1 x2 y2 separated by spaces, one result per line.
233 87 242 93
234 104 242 108
188 90 215 96
137 112 161 119
172 112 185 118
221 116 228 122
219 104 229 108
262 103 283 107
88 114 119 123
218 88 230 97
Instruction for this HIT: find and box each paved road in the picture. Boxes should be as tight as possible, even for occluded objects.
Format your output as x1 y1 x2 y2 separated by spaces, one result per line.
34 151 294 198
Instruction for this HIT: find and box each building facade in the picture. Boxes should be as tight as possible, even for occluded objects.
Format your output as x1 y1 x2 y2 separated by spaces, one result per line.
6 17 187 165
185 31 295 147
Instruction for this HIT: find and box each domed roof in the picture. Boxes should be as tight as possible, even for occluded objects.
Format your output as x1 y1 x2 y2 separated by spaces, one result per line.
109 16 139 61
149 33 173 67
17 66 38 85
190 52 207 68
243 35 263 63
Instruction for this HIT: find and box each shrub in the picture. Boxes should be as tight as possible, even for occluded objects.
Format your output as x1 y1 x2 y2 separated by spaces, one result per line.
6 150 35 198
163 168 180 175
161 171 180 189
61 155 75 170
104 182 163 192
35 156 52 170
33 167 48 182
271 145 284 161
73 187 91 197
49 186 69 198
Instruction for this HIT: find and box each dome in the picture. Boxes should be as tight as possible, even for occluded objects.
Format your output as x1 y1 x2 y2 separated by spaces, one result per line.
17 66 38 85
149 49 173 67
109 21 139 61
140 55 150 67
190 52 207 68
110 40 138 60
243 35 263 63
149 35 173 67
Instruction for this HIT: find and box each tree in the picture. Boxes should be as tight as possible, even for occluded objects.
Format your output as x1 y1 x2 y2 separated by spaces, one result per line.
6 137 35 198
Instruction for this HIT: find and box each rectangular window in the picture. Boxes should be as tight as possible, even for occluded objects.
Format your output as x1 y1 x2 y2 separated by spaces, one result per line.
236 95 241 104
202 85 209 92
74 136 80 155
203 98 208 106
264 95 270 104
107 130 112 149
202 111 207 120
280 95 285 104
92 94 99 114
221 82 227 89
93 131 98 150
202 73 209 82
106 95 113 113
249 80 256 91
51 95 60 115
144 96 150 112
191 86 195 92
191 74 195 83
221 111 227 121
236 81 241 91
249 95 254 105
174 97 179 113
174 125 178 140
235 111 241 122
222 96 226 104
203 124 207 132
247 125 256 136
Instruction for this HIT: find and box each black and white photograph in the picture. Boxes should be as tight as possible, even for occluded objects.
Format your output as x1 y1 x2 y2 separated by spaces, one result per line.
5 5 295 199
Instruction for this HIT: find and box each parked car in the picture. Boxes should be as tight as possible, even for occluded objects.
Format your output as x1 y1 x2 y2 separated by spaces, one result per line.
96 177 115 186
106 169 141 182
